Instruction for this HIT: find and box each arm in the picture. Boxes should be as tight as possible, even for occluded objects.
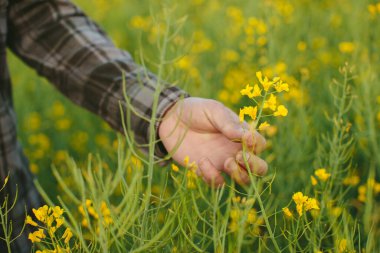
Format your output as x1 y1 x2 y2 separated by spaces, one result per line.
7 0 188 157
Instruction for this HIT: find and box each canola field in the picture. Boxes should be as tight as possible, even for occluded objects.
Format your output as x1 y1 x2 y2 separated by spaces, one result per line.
4 0 380 252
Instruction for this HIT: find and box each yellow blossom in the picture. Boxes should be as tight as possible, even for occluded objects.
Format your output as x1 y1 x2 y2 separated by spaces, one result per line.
62 228 73 244
55 218 64 229
171 164 179 172
343 175 360 186
297 41 307 51
25 216 38 227
339 42 355 54
101 201 113 225
230 208 240 220
338 239 347 253
358 185 366 202
311 175 318 186
240 84 253 97
252 84 262 97
229 221 238 232
273 105 288 116
256 71 279 91
81 218 89 228
292 192 308 205
331 207 343 217
33 205 49 223
375 183 380 194
28 229 46 243
304 198 320 211
258 121 270 131
246 209 257 224
275 81 289 92
282 207 293 218
232 196 241 203
263 94 277 111
314 168 331 181
52 206 64 218
184 156 190 166
239 106 258 122
296 203 303 216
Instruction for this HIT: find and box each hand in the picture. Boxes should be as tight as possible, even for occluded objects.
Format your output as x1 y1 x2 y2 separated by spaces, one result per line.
158 97 268 186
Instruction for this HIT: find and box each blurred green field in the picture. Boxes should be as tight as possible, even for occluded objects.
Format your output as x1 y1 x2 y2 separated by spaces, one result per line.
6 0 380 252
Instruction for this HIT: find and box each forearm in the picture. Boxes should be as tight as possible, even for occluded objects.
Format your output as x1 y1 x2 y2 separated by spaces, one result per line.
7 0 189 156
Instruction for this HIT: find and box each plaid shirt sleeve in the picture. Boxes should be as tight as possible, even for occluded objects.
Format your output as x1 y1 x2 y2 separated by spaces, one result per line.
7 0 189 157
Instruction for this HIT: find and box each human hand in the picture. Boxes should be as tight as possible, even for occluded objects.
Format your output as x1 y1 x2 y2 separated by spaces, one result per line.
158 97 268 186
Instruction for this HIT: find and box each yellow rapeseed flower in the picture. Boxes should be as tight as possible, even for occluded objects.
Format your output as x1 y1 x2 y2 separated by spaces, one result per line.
314 168 331 181
246 209 257 224
282 207 293 218
101 201 113 225
297 41 307 51
52 206 64 218
239 106 258 122
296 203 303 216
304 198 320 211
258 121 270 131
338 239 347 253
292 192 308 205
62 227 73 244
184 156 190 166
256 71 279 91
240 84 253 97
28 228 46 243
273 105 288 117
252 84 262 97
55 218 64 229
343 175 360 186
33 205 49 223
25 216 38 227
171 164 179 172
275 81 289 92
263 94 277 111
310 175 318 186
358 185 366 202
339 42 355 54
230 208 240 221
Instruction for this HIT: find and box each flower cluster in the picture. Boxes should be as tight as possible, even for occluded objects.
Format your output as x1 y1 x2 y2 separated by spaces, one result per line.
184 156 199 189
368 3 380 19
79 199 113 229
239 71 289 129
283 192 319 218
26 205 73 251
310 168 331 186
229 196 263 236
357 179 380 202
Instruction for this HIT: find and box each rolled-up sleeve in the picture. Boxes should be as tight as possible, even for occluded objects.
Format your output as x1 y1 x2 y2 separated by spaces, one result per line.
7 0 189 157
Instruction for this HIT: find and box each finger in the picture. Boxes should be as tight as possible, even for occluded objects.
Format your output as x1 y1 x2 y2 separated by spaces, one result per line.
208 101 250 140
242 130 267 154
223 157 250 185
235 151 268 176
197 157 225 187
